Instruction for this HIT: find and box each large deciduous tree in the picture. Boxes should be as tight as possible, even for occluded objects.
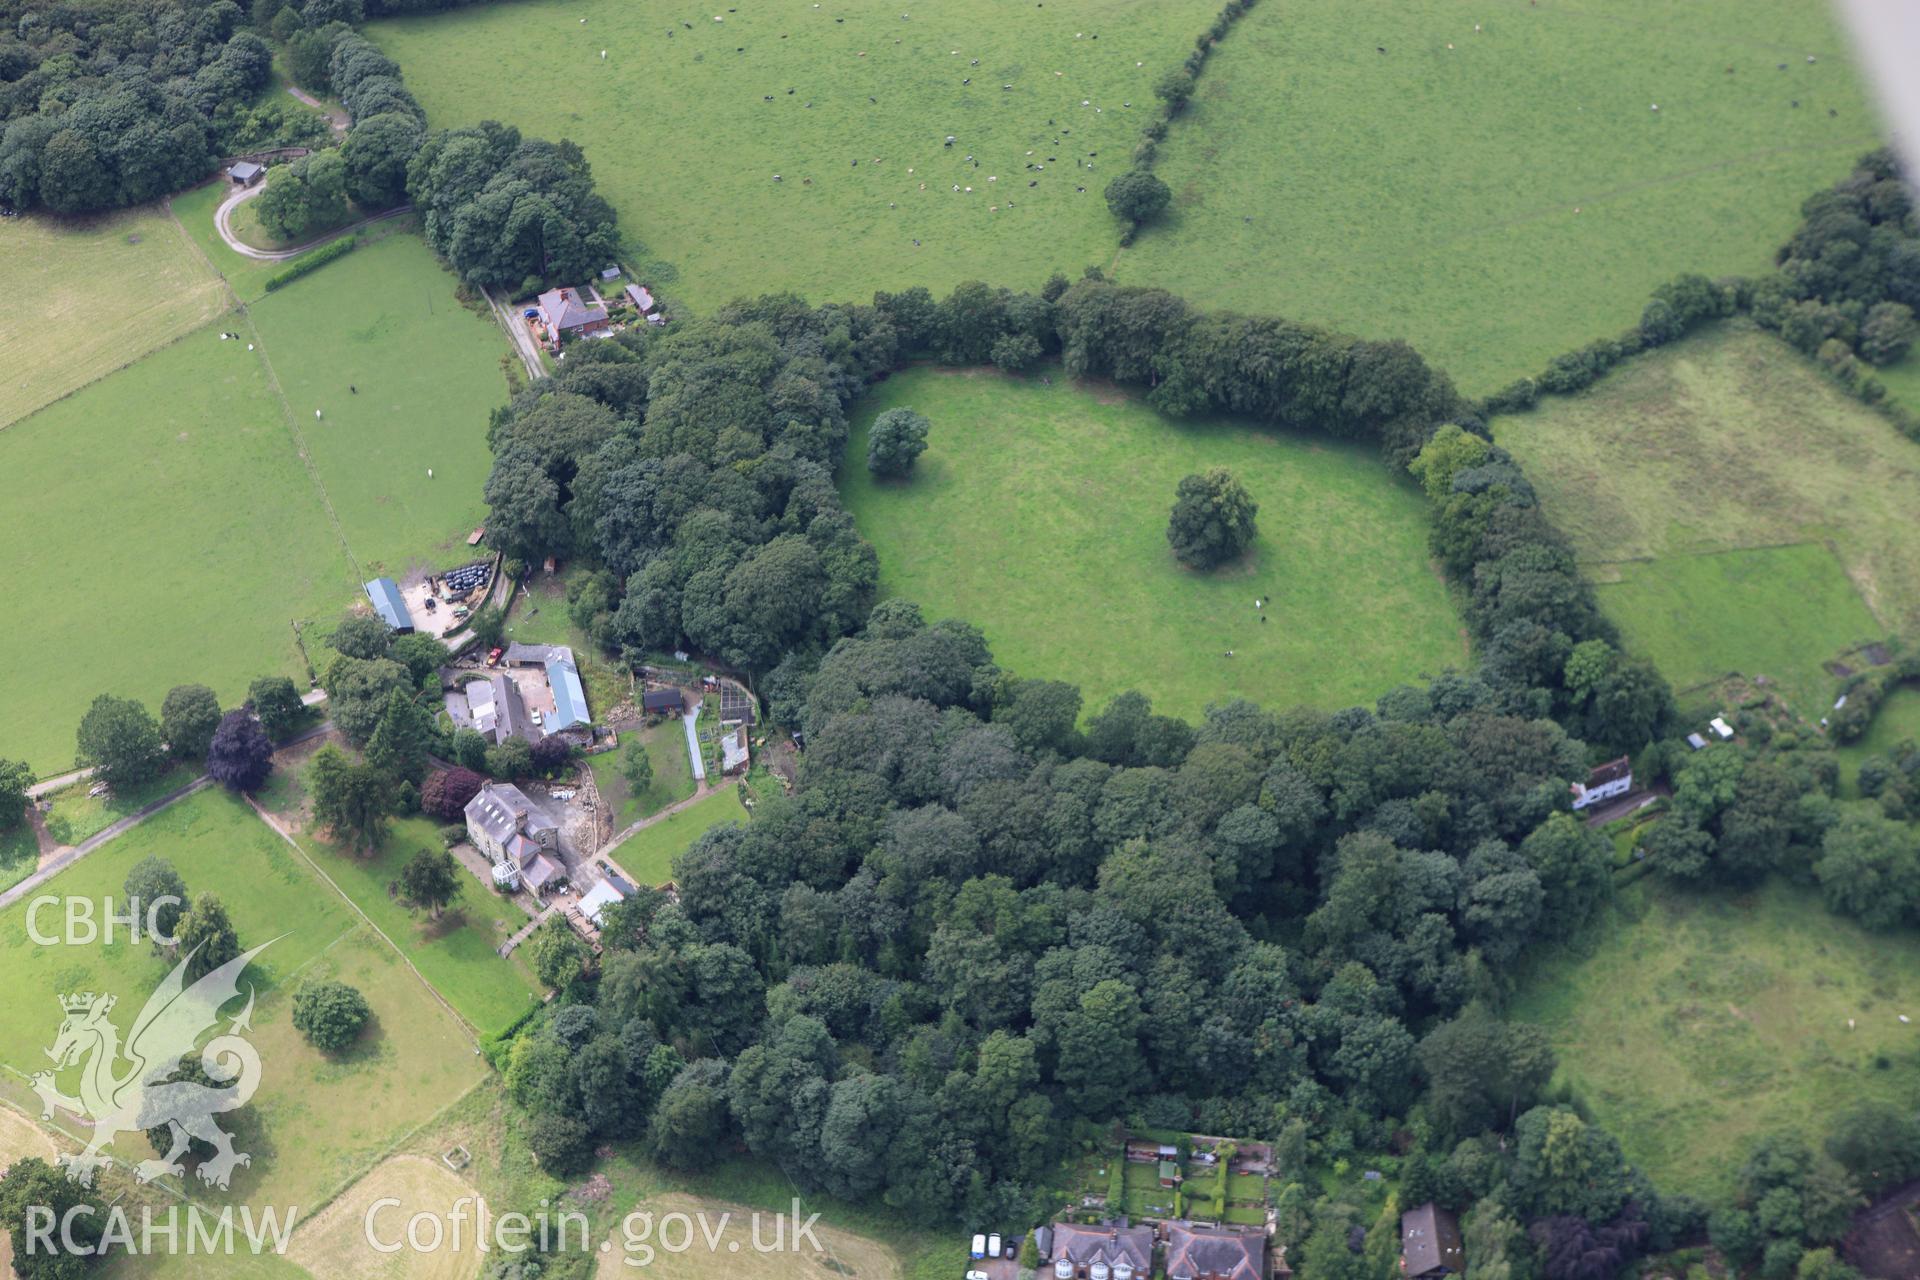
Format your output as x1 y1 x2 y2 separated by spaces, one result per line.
76 694 167 791
1167 468 1259 569
206 710 274 793
177 893 240 980
160 684 222 763
292 979 370 1051
866 407 930 478
398 848 462 920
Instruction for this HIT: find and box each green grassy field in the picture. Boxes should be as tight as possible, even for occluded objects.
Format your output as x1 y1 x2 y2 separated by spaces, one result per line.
1116 0 1876 395
1512 877 1920 1201
840 367 1464 719
0 825 37 895
257 752 543 1037
1593 545 1880 717
0 788 484 1213
226 177 363 254
1836 684 1920 795
0 204 228 430
589 724 698 830
1498 324 1920 713
0 327 357 774
610 787 750 887
247 230 506 576
0 226 509 775
368 0 1223 308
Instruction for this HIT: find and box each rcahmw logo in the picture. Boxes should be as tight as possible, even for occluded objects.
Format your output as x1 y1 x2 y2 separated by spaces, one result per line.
22 1203 298 1259
31 938 277 1189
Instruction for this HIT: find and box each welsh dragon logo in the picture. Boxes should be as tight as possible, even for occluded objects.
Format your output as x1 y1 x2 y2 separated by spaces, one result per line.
30 940 275 1190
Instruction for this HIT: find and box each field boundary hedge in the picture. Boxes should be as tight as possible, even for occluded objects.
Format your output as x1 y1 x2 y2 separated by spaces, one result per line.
263 235 357 291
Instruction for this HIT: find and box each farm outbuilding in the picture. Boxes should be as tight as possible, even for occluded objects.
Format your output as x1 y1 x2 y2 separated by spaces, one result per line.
363 577 412 632
642 687 685 715
545 657 590 731
1402 1203 1464 1280
229 161 264 187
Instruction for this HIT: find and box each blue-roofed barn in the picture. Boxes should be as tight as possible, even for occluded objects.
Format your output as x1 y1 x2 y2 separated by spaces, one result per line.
363 578 412 633
546 658 590 731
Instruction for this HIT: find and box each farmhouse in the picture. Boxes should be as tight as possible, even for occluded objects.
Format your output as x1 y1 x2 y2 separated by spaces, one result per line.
363 577 413 632
1569 757 1632 811
1039 1222 1154 1280
536 286 609 346
1163 1223 1267 1280
464 782 557 863
1401 1203 1464 1280
229 160 264 187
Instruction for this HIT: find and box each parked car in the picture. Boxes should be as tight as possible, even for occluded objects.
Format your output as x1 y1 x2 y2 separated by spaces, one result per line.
969 1234 986 1260
987 1234 1002 1258
487 647 504 666
966 1272 989 1280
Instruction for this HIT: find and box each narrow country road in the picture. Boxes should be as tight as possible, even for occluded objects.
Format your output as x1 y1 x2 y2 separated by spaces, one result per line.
2 718 336 912
213 180 412 262
0 779 212 912
484 285 547 383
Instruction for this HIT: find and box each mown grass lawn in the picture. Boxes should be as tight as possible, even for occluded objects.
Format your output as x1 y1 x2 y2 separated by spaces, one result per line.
840 367 1464 721
1117 0 1876 395
260 756 542 1038
1511 876 1920 1201
168 180 286 303
0 825 37 895
610 787 750 888
589 722 697 830
1498 324 1920 714
0 787 484 1213
1877 351 1920 420
367 0 1223 309
0 204 227 430
1836 684 1920 796
43 765 203 846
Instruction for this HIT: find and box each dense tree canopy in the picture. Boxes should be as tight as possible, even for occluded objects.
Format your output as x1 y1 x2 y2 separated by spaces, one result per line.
0 0 277 214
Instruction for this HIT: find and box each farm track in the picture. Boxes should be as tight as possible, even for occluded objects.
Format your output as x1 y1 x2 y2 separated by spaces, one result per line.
0 717 334 913
213 180 413 262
